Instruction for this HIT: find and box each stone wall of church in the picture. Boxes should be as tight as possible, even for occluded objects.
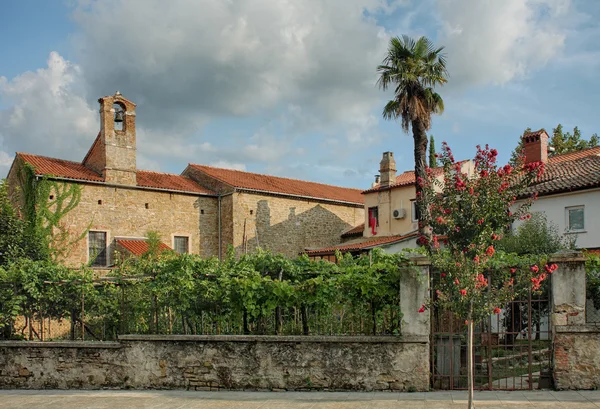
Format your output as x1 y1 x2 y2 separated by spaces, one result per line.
52 182 218 268
230 192 364 258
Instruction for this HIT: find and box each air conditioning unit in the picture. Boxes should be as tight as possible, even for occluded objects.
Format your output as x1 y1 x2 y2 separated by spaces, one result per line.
392 208 406 219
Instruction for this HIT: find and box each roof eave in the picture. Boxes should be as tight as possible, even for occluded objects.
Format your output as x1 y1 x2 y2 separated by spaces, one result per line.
38 174 218 197
235 187 364 207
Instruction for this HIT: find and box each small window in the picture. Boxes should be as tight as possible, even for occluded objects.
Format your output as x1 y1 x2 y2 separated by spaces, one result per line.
174 236 189 254
411 200 421 222
368 206 379 227
89 231 107 267
567 206 584 232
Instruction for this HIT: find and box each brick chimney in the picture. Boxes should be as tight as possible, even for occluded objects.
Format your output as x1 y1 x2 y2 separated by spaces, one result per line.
83 91 137 185
379 152 397 187
523 129 549 164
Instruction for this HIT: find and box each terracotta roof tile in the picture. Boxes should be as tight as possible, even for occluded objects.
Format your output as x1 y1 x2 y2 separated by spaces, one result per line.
17 153 213 194
526 152 600 196
115 238 171 257
341 223 365 238
362 166 446 194
137 170 214 194
523 129 547 138
547 146 600 164
304 232 418 256
189 164 364 205
17 153 104 182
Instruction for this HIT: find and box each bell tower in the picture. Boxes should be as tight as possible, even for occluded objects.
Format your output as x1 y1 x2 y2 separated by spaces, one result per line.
84 91 137 185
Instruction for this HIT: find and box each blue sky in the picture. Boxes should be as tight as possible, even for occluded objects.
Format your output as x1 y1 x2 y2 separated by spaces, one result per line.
1 0 599 190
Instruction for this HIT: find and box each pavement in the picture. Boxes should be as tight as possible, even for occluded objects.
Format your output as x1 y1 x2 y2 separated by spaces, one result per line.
2 390 600 409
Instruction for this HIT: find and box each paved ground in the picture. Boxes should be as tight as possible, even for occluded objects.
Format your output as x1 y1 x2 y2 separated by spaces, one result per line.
2 390 600 408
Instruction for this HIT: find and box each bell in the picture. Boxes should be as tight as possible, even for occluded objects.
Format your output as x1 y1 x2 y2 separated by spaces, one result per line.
114 110 124 123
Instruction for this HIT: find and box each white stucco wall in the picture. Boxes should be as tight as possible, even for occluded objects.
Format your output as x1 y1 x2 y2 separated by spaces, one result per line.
515 188 600 249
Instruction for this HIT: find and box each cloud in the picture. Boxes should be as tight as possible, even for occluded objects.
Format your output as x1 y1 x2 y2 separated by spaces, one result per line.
70 0 393 135
208 160 246 171
0 151 13 178
0 52 98 162
438 0 571 87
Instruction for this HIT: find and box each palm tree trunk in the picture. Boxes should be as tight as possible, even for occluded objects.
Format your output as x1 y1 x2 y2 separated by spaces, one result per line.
411 119 430 239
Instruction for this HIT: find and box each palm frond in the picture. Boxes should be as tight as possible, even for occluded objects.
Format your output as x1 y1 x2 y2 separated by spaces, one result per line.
376 34 448 132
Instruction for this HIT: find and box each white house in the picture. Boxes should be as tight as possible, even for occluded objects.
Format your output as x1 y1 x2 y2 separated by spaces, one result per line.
518 130 600 250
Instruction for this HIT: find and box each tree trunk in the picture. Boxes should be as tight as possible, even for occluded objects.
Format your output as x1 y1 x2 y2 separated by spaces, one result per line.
467 308 475 409
411 118 430 241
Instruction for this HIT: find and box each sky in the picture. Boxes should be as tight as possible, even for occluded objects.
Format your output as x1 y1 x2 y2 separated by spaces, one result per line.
1 0 599 190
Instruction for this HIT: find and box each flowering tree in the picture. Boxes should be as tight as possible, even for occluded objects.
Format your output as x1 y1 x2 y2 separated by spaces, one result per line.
420 143 558 408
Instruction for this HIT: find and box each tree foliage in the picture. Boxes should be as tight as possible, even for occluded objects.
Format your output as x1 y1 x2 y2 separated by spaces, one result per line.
0 179 48 265
0 248 415 340
498 212 575 255
429 135 438 168
586 253 600 311
377 35 447 235
16 163 86 262
510 124 598 164
421 142 558 408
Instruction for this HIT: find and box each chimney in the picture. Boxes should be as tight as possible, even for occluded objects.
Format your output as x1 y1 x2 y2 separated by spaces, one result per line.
84 91 137 185
523 130 549 164
379 152 397 187
371 174 381 188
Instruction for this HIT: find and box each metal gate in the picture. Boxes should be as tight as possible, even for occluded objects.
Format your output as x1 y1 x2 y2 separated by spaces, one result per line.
430 274 552 390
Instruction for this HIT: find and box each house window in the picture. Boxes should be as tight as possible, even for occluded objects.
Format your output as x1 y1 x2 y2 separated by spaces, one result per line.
567 206 584 232
368 207 379 227
174 236 189 254
411 200 421 222
89 231 107 267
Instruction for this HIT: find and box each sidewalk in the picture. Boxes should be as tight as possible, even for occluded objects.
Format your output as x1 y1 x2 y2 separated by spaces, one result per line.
2 390 600 408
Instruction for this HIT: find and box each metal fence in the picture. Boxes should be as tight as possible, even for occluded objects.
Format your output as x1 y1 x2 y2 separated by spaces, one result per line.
430 271 552 391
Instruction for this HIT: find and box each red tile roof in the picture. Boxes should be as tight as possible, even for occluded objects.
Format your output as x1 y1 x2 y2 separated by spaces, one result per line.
304 232 418 256
82 132 102 165
137 170 214 194
115 238 171 256
17 153 104 182
526 147 600 196
16 153 214 195
548 146 600 164
524 129 547 138
362 167 445 194
341 223 365 238
189 164 364 205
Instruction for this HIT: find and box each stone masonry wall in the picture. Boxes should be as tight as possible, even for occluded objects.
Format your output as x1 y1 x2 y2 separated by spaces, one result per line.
58 183 218 267
554 327 600 390
232 192 364 258
0 335 429 391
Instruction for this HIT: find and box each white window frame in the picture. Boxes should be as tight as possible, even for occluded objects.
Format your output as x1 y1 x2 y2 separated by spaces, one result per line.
566 205 585 233
88 230 109 267
411 200 419 223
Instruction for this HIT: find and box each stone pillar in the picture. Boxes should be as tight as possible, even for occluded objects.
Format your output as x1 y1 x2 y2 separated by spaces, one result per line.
550 251 586 327
549 251 598 390
401 254 430 337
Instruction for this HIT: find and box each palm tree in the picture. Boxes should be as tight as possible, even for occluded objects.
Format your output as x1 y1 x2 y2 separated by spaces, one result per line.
377 35 447 238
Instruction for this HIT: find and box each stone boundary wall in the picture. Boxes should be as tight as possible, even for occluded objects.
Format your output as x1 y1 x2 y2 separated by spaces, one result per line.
0 335 429 392
554 326 600 390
